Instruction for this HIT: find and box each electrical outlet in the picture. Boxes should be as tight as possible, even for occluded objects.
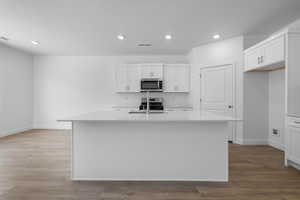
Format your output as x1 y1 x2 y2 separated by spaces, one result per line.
272 129 280 137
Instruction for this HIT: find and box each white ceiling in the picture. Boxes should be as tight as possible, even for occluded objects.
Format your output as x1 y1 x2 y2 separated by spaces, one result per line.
1 0 300 55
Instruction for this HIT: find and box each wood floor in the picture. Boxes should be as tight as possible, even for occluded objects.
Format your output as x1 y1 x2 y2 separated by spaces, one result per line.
1 130 300 200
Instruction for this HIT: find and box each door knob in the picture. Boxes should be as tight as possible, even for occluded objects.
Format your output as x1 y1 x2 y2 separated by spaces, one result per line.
228 105 233 109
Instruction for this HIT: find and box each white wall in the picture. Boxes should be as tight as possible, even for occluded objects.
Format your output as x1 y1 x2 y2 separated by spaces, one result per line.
0 43 33 137
269 69 285 150
243 72 269 144
33 55 189 129
187 36 244 143
242 35 275 145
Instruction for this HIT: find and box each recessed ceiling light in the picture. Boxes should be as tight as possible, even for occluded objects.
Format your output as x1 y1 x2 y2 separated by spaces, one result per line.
165 34 172 40
31 40 40 45
213 34 220 39
117 35 125 40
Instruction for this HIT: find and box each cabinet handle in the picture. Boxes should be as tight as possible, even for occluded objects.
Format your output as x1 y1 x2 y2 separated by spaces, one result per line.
228 105 233 109
258 57 260 64
261 56 264 63
294 121 300 124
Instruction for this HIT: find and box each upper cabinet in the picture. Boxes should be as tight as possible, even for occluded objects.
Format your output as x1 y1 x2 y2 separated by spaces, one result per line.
140 63 163 79
115 64 141 93
164 64 190 93
244 34 285 72
115 63 190 93
264 35 285 65
245 47 264 71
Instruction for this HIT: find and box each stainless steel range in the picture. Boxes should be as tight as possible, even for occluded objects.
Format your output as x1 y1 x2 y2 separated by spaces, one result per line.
139 97 164 111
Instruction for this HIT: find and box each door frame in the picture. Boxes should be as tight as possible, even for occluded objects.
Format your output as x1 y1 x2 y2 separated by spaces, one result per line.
199 63 237 143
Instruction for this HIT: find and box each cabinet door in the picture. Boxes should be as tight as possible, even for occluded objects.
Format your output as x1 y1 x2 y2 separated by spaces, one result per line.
164 65 175 92
115 64 140 93
174 65 190 92
264 35 285 65
115 64 128 92
287 122 300 164
164 64 190 92
141 63 163 79
244 48 261 71
126 64 141 92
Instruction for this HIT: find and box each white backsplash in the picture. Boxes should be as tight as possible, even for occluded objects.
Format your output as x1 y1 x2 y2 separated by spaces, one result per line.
116 93 192 108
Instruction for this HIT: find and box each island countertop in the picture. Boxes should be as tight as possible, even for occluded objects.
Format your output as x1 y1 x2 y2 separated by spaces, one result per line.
58 110 240 122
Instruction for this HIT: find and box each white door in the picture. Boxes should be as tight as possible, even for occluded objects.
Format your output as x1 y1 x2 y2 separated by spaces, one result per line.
200 64 235 141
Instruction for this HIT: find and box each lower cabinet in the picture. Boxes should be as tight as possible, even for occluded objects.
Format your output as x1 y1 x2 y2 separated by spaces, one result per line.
286 117 300 166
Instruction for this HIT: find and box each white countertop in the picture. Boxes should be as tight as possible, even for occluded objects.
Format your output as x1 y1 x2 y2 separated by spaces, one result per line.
58 110 240 122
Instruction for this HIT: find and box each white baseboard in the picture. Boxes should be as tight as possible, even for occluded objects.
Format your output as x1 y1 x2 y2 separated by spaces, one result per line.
71 177 228 182
235 137 244 145
287 160 300 171
0 124 33 137
242 139 269 145
269 140 285 151
34 121 72 130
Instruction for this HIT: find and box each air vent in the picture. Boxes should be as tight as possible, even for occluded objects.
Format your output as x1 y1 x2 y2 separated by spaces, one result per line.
0 36 9 41
138 43 152 47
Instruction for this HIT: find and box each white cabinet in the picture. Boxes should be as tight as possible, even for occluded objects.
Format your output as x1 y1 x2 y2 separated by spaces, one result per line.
115 64 141 93
286 117 300 165
264 35 285 65
115 63 190 93
244 35 285 72
164 64 190 92
244 48 264 71
140 63 163 79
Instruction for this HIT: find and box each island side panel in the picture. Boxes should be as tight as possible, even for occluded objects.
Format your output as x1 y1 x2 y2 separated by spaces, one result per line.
72 121 229 181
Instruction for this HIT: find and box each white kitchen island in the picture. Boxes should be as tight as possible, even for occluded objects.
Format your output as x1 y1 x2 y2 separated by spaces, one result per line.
60 111 238 182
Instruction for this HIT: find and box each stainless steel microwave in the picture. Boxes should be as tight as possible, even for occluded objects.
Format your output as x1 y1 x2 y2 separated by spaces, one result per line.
140 78 163 92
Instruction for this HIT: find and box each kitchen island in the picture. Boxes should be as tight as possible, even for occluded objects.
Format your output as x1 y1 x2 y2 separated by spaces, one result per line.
59 110 238 182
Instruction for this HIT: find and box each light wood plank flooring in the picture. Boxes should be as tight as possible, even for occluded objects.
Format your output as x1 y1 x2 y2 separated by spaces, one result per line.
1 129 300 200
